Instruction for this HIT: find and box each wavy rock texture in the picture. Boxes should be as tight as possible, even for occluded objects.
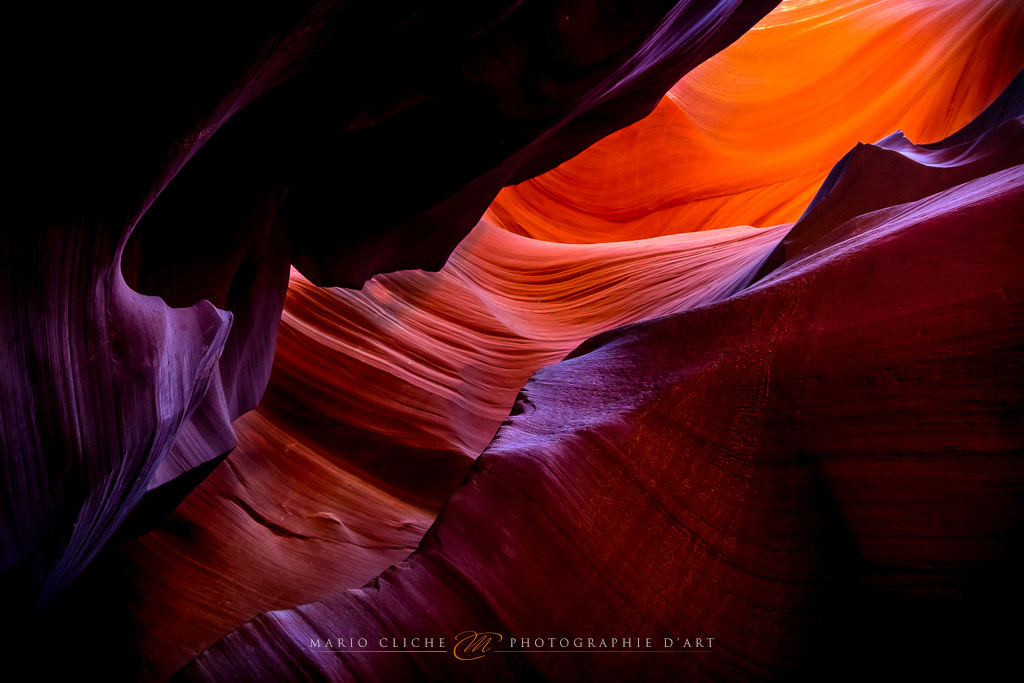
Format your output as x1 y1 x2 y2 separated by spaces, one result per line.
488 0 1024 242
4 0 1022 681
120 6 1024 679
4 0 784 676
0 226 233 610
761 68 1024 272
113 223 787 678
186 97 1024 681
3 0 779 606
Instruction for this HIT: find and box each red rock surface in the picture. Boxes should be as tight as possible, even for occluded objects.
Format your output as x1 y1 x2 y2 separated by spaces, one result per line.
2 0 779 611
3 0 1023 681
4 0 784 677
111 221 789 679
185 111 1024 682
488 0 1024 243
129 7 1022 680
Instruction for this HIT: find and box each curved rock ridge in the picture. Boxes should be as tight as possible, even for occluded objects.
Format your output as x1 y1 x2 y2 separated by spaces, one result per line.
934 67 1024 147
5 1 1022 680
137 14 1024 666
55 1 1022 678
0 224 233 612
2 0 781 615
185 134 1024 681
758 85 1024 276
487 0 1024 243
256 0 785 288
111 221 789 680
270 223 787 472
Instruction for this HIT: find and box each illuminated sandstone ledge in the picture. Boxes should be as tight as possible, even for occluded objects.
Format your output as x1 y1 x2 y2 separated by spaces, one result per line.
5 0 784 677
184 106 1024 680
3 1 1022 681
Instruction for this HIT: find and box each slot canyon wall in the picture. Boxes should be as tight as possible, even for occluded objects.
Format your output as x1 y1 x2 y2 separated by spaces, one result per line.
2 0 1022 680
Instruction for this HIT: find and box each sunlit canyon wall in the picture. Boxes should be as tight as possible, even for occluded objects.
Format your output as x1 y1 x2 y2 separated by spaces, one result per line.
2 0 1022 681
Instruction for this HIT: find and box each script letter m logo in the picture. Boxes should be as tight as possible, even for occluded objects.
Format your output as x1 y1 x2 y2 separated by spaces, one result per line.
453 630 503 661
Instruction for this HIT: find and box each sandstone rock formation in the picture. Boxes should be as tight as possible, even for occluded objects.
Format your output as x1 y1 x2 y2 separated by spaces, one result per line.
3 1 1022 681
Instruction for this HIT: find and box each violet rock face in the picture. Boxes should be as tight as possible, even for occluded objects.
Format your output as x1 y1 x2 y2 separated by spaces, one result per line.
182 78 1024 681
3 1 1023 681
2 0 779 614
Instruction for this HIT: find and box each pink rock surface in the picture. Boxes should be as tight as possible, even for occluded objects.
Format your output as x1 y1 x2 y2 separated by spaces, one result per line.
185 90 1024 683
3 0 779 614
4 2 1022 681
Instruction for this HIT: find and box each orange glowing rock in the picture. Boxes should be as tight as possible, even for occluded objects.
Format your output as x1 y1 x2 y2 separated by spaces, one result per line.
22 1 1020 679
488 0 1024 243
117 220 788 678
